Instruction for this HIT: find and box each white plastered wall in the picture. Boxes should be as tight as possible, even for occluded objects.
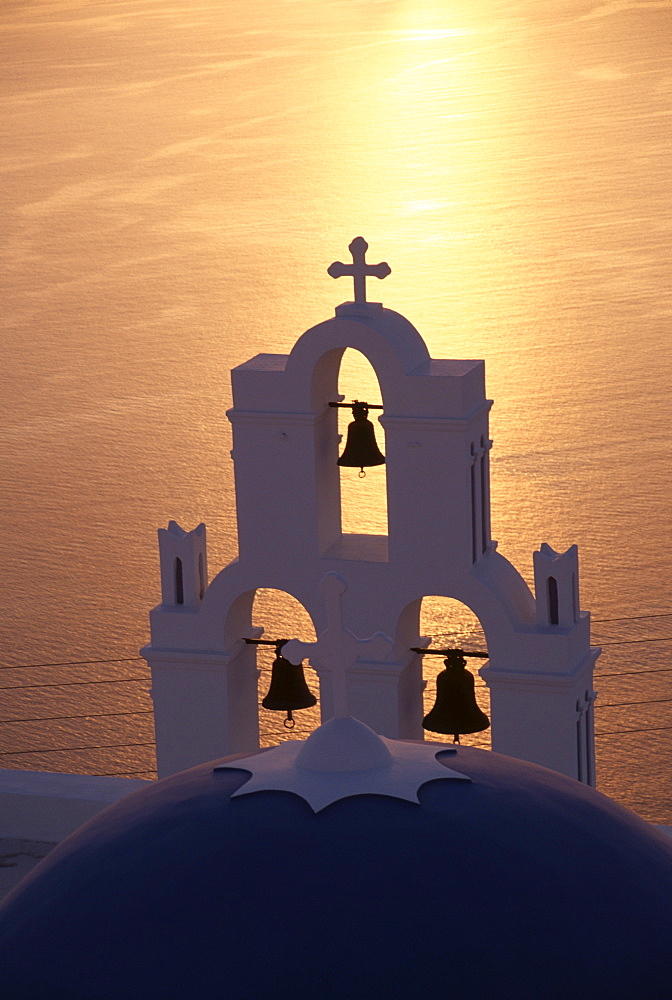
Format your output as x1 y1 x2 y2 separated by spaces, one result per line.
144 300 599 782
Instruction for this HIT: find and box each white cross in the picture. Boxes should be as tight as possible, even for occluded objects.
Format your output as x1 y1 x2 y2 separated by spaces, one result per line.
327 237 391 304
282 573 394 718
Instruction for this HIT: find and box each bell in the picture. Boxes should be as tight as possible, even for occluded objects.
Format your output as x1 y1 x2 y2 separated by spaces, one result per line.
422 650 490 743
338 400 385 476
262 645 317 729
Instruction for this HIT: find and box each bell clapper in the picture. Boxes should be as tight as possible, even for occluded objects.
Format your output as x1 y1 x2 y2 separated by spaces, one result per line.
284 711 295 730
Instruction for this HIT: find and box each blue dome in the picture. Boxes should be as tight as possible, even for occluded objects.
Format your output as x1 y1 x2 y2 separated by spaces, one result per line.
1 745 671 999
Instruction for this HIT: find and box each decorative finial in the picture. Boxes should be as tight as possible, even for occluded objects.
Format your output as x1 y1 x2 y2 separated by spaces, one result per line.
327 237 391 304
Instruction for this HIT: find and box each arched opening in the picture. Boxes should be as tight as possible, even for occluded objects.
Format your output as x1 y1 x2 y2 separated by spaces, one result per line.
480 434 491 555
198 553 205 601
419 596 491 749
337 349 388 539
585 691 595 786
252 589 319 747
174 557 184 605
576 700 584 783
470 443 478 563
547 576 559 625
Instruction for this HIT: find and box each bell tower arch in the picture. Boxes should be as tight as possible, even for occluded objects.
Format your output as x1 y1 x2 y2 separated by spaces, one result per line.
143 238 599 784
336 349 387 536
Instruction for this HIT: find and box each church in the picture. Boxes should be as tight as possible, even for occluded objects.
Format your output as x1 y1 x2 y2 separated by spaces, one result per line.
0 240 670 999
144 236 598 784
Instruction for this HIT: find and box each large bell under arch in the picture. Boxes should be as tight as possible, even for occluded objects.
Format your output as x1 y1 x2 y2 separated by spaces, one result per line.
252 588 320 744
336 348 387 535
419 596 491 749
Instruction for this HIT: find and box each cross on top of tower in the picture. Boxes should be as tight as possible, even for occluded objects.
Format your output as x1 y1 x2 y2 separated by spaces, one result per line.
327 236 391 304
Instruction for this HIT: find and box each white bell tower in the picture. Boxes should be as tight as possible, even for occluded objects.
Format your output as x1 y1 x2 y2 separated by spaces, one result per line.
143 238 599 782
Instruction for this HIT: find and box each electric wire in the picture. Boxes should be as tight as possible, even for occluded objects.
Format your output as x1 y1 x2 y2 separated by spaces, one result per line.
0 733 315 758
0 710 153 725
597 697 672 709
0 677 148 692
0 741 155 757
596 667 672 678
598 637 672 646
0 657 144 671
595 725 672 737
0 611 669 757
592 613 672 623
0 609 669 672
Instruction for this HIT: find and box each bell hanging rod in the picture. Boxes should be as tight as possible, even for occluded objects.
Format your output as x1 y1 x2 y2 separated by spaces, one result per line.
410 647 489 659
244 637 288 648
328 401 384 409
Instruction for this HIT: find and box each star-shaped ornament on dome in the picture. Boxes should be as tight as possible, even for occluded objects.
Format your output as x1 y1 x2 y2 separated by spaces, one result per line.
215 573 470 811
216 717 469 813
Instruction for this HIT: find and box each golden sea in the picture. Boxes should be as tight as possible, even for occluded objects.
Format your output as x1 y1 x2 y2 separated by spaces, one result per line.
1 0 671 821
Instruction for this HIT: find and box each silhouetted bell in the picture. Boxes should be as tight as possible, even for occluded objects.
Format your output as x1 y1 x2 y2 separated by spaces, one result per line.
262 644 317 729
338 400 385 477
422 650 490 743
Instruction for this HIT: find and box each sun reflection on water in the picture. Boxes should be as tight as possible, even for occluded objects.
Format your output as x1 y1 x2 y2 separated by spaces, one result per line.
1 0 670 819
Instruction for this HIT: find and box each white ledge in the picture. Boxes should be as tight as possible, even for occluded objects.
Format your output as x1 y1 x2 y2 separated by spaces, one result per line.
0 769 151 842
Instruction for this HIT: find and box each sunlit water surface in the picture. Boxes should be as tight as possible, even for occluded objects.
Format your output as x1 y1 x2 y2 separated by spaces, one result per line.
1 0 671 822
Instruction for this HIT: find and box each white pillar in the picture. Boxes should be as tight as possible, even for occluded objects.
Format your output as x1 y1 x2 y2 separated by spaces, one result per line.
145 645 260 779
482 647 599 784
